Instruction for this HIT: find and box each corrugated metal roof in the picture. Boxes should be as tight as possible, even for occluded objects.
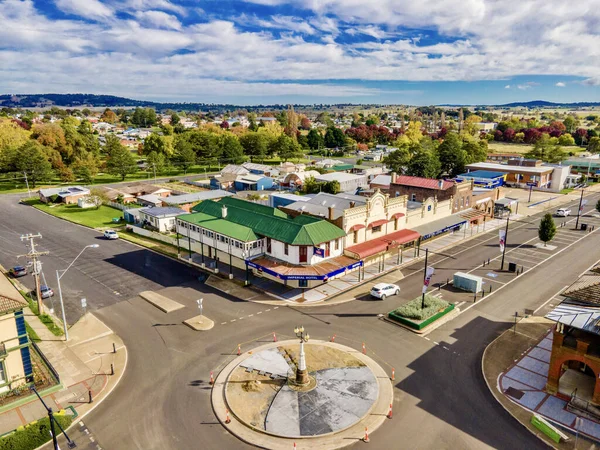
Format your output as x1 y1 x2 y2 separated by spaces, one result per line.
546 301 600 334
392 176 454 190
179 212 258 242
191 198 345 245
564 275 600 306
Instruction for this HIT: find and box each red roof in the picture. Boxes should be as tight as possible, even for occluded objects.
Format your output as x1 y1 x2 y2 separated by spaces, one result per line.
347 224 366 233
393 175 454 190
345 229 420 259
391 212 405 219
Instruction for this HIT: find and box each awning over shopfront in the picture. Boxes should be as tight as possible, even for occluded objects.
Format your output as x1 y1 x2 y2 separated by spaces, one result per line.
412 213 468 241
345 228 420 259
246 255 362 281
460 209 486 221
391 212 405 219
367 219 388 229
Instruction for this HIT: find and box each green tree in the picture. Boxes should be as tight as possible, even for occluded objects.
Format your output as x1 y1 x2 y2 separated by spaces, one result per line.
172 138 196 174
563 116 576 134
538 213 556 246
170 113 180 126
72 153 99 183
323 180 340 194
146 151 167 174
406 148 441 178
271 134 301 162
438 133 466 177
463 139 488 164
143 133 167 155
558 133 576 146
103 134 122 155
324 127 346 149
587 136 600 153
307 129 324 150
87 187 109 209
219 135 245 164
383 148 411 174
525 134 565 163
239 132 268 161
4 141 53 187
106 143 137 181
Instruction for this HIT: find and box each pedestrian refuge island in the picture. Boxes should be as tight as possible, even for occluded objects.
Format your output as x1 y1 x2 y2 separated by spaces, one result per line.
453 272 483 293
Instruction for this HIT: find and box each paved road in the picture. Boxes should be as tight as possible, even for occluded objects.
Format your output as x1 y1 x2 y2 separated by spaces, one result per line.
14 189 600 449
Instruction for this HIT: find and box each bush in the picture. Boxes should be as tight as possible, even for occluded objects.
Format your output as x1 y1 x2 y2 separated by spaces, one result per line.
0 414 72 450
392 295 449 321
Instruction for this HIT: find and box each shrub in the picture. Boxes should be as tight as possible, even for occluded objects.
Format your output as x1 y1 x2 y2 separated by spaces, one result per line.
0 414 72 450
392 295 449 321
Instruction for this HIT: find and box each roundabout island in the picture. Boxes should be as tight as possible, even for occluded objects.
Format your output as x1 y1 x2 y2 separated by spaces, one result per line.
211 328 393 449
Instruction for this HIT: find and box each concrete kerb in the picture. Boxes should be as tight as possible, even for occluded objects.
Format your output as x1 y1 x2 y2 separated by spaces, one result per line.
381 306 461 336
211 340 393 449
481 325 561 450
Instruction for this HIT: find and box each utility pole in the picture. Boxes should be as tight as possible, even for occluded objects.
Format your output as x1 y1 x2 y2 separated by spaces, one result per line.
23 171 32 198
500 215 510 271
575 187 586 230
18 234 49 314
421 248 429 309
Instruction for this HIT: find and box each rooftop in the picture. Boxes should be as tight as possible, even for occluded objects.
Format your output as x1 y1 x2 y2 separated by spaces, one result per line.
0 273 27 315
392 175 455 190
563 275 600 306
315 172 366 183
284 192 366 220
140 207 188 218
163 190 233 205
465 162 554 174
457 170 506 179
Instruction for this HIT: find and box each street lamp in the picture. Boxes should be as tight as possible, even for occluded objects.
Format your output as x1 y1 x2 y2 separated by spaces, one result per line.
30 386 77 449
294 326 310 385
56 244 99 341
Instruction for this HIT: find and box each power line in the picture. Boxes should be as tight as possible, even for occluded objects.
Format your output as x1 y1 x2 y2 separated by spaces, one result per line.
18 234 49 314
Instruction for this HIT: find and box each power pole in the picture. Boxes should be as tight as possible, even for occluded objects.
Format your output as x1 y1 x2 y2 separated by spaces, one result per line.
18 234 49 314
23 171 32 198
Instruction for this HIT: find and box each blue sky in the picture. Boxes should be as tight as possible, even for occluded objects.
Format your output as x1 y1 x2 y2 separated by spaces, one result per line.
1 0 599 105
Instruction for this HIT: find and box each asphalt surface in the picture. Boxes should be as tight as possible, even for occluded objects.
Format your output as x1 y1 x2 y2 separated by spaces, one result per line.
6 188 598 449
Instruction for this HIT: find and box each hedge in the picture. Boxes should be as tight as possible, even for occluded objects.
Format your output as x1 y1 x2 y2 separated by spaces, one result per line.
0 414 72 450
391 295 450 321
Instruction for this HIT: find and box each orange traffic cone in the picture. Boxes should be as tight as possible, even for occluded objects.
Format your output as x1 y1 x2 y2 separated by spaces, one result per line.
273 332 277 342
293 443 296 450
363 426 370 443
391 368 395 381
209 371 214 385
362 342 366 354
225 409 231 424
330 334 336 342
237 344 241 356
388 403 393 419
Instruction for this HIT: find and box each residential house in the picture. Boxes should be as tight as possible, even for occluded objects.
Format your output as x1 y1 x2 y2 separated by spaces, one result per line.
176 197 354 288
139 207 188 233
0 273 32 393
282 170 321 188
268 193 312 209
242 162 280 178
137 194 163 208
234 174 274 191
369 174 392 191
162 190 234 212
209 173 238 190
39 186 90 204
220 165 249 177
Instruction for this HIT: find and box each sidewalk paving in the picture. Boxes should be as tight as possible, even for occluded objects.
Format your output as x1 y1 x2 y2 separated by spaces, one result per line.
0 310 126 436
483 317 600 449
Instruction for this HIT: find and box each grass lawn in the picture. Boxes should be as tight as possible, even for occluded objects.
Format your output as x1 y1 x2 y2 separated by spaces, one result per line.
488 142 534 154
23 199 124 229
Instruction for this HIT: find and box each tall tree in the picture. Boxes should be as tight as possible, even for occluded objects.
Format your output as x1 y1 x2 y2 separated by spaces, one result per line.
324 127 345 149
219 135 245 164
72 153 99 184
307 129 324 150
271 134 301 162
538 213 556 246
172 138 196 174
239 132 268 161
438 133 466 177
406 148 441 178
4 141 53 187
106 143 137 181
383 148 411 174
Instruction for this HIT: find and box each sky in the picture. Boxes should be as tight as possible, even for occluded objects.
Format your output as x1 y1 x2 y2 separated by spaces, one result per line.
1 0 600 106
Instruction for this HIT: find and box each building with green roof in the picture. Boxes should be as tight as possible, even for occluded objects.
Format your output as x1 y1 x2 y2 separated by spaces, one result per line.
176 197 360 288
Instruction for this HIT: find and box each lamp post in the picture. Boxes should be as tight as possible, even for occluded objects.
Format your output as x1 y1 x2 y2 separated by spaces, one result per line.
575 186 587 230
294 326 310 385
56 244 99 341
30 386 77 449
500 215 510 271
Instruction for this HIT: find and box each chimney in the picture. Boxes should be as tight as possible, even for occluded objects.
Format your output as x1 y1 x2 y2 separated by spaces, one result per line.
391 172 397 184
222 205 228 218
328 206 335 220
438 179 444 189
350 201 356 208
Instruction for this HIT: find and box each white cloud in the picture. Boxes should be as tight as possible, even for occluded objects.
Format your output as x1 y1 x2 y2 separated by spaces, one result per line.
555 81 566 87
118 0 186 16
135 10 182 30
236 14 316 34
54 0 112 20
504 85 510 89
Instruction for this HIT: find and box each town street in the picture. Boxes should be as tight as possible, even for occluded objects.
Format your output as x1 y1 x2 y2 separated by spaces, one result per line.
2 191 597 449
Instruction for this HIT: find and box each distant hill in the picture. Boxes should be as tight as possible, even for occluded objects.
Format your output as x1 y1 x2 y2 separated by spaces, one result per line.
497 100 600 108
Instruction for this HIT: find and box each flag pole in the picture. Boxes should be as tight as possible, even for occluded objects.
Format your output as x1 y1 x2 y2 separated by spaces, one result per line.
422 248 428 309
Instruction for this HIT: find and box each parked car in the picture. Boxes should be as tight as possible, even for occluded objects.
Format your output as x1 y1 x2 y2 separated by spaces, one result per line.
9 266 27 278
556 208 571 217
370 283 400 300
104 230 119 240
36 285 54 299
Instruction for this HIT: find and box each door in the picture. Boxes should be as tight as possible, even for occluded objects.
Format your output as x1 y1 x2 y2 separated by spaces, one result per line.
266 238 272 253
325 242 330 257
299 246 307 263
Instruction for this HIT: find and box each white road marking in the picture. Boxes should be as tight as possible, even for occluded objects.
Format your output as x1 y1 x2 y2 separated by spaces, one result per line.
230 319 236 322
273 307 279 309
533 286 569 314
248 314 254 317
433 341 440 346
257 311 262 314
221 322 227 325
424 337 430 341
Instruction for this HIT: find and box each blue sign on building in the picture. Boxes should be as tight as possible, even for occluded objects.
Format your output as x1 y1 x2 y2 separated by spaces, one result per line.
313 247 325 257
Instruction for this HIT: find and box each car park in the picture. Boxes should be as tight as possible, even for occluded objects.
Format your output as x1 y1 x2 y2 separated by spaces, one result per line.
9 266 27 277
104 230 119 240
370 283 400 300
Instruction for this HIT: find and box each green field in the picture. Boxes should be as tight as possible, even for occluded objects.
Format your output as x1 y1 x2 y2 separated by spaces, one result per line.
487 142 534 154
23 199 123 229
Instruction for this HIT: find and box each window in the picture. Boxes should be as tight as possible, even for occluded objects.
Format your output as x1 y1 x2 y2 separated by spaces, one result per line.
284 243 289 255
0 361 5 384
411 193 417 201
395 192 400 197
454 199 458 209
466 197 470 207
266 238 272 253
353 231 358 244
335 239 339 250
299 279 308 288
372 225 382 232
460 197 464 207
394 218 398 231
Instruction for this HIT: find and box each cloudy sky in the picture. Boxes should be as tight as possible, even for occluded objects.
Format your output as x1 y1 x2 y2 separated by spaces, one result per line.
1 0 599 105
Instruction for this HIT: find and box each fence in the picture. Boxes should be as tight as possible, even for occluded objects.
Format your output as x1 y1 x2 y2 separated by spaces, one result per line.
106 201 129 211
126 225 179 246
31 341 60 384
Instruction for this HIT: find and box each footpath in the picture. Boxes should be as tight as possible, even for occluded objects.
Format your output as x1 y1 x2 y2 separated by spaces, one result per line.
0 310 126 437
483 317 600 449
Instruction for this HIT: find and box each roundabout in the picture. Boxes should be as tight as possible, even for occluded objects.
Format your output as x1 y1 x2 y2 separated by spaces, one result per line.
212 330 393 449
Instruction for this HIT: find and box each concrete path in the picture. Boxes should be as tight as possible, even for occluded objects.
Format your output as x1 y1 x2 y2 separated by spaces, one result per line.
0 311 127 438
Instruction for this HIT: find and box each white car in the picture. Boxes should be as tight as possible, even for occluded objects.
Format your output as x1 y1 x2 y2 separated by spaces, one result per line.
370 283 400 300
556 208 571 217
104 230 119 240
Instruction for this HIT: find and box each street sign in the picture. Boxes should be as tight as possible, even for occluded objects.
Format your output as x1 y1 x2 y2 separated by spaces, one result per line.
81 298 87 308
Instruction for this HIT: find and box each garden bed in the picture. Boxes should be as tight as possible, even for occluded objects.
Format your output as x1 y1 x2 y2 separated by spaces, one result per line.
388 295 454 331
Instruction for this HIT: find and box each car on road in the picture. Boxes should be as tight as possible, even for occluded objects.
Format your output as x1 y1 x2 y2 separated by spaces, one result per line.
370 283 400 300
9 266 27 277
556 208 571 217
104 230 119 240
36 285 54 299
